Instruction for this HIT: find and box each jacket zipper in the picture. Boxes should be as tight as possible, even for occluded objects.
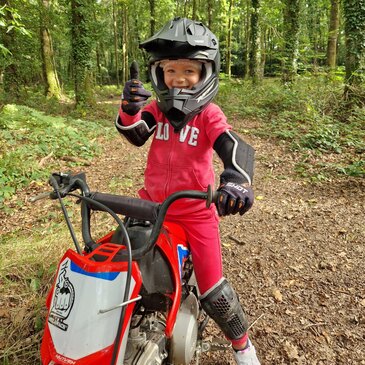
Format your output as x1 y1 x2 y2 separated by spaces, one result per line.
164 127 177 197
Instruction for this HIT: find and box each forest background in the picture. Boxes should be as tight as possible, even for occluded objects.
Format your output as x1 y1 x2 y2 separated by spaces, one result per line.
0 0 364 201
0 0 364 364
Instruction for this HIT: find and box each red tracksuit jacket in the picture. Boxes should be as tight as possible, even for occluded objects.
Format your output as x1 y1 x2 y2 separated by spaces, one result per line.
117 100 231 215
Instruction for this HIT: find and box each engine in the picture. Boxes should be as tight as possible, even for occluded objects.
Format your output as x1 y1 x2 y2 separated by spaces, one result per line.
124 316 168 365
124 292 200 365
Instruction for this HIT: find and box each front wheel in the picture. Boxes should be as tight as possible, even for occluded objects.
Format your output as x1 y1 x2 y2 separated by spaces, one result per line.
170 293 199 364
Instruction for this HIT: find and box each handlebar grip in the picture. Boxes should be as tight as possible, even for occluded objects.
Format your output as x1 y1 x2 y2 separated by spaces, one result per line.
89 192 159 222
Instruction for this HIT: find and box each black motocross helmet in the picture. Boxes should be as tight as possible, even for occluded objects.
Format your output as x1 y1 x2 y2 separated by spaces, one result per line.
140 17 220 131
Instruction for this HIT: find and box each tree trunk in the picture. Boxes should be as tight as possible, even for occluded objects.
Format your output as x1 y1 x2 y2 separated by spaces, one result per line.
326 0 340 70
281 0 301 83
95 46 102 84
39 0 62 99
260 28 266 78
121 6 128 83
225 0 234 77
192 0 197 20
306 0 319 71
71 0 94 106
249 0 261 83
149 0 156 36
244 0 250 78
343 0 365 104
112 0 119 87
207 0 213 29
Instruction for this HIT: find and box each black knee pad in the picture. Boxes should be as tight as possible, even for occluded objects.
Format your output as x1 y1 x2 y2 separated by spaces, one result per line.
200 278 248 340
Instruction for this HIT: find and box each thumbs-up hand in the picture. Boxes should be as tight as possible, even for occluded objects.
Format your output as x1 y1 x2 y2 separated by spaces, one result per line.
121 61 152 115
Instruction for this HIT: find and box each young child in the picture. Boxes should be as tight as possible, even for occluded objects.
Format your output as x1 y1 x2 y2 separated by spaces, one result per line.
115 17 260 365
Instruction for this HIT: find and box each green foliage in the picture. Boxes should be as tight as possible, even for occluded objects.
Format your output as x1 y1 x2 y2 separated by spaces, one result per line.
217 76 365 179
335 160 365 177
343 0 365 89
0 225 74 364
301 125 341 152
0 0 360 100
0 1 42 89
0 4 31 57
0 104 112 204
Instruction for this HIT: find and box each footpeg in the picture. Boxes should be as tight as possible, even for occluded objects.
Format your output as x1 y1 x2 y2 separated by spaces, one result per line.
200 339 232 353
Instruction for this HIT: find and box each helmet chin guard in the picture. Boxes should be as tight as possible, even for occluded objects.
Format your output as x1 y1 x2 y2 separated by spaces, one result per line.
140 17 220 131
157 76 219 131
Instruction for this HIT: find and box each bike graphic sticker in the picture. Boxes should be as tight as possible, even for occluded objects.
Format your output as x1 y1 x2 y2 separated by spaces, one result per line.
177 244 190 278
48 260 75 331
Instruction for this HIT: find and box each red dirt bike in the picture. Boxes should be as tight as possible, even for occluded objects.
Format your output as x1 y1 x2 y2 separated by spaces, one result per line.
35 171 230 365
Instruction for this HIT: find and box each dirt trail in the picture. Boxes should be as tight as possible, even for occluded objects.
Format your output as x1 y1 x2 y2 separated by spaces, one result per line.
1 113 364 364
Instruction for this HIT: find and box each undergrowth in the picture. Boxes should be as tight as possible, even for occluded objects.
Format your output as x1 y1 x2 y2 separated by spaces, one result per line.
0 225 71 364
0 104 113 205
217 76 365 180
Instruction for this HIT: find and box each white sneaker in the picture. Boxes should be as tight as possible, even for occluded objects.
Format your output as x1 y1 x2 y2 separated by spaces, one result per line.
233 340 261 365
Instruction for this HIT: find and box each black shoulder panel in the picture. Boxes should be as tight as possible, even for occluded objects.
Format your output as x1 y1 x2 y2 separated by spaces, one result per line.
213 131 255 185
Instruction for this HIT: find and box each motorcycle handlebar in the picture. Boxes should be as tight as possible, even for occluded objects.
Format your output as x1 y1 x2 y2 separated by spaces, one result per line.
90 186 217 221
89 186 217 260
32 172 219 260
89 192 160 222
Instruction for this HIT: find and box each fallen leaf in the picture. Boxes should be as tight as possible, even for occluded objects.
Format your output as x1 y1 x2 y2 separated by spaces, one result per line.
285 309 296 315
289 265 304 272
13 308 27 326
0 309 11 318
272 288 283 302
283 340 299 360
283 279 296 287
322 330 332 344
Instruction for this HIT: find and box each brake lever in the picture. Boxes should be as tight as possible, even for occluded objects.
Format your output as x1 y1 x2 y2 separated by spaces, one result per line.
49 172 71 197
49 171 89 197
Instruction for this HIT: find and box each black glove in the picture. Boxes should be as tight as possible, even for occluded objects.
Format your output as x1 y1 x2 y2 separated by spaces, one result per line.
216 182 254 216
121 61 152 115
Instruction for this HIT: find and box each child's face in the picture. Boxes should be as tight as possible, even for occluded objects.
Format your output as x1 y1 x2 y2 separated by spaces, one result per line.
161 59 202 89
